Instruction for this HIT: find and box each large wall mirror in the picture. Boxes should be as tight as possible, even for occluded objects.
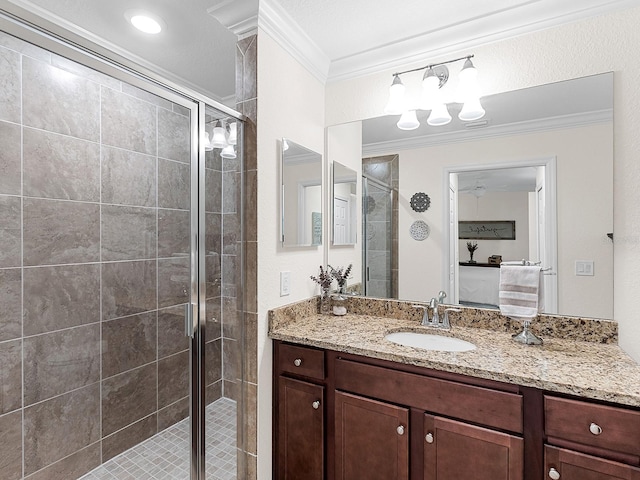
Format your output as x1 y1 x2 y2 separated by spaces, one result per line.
281 138 323 247
326 72 614 319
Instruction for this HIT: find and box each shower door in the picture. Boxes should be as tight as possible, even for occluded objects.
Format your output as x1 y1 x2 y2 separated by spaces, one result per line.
362 177 394 298
0 11 243 480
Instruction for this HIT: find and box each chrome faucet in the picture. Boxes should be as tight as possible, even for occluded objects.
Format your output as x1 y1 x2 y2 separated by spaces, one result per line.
429 297 440 325
413 293 459 330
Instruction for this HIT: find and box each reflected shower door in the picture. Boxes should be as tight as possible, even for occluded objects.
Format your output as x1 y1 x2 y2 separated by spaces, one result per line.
363 177 393 298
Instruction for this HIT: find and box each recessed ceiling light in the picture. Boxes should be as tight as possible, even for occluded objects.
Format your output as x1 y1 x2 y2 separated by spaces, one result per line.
124 9 165 34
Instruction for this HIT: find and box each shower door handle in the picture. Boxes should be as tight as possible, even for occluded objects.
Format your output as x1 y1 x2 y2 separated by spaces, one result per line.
185 303 196 338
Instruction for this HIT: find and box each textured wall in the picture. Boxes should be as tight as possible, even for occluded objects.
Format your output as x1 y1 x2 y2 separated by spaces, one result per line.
256 28 326 478
325 7 639 360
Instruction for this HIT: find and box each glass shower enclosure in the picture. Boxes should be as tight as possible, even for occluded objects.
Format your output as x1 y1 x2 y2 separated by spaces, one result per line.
0 9 244 480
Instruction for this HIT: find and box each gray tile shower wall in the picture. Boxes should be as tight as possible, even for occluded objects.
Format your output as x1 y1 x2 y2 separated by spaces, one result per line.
0 32 231 480
236 32 258 479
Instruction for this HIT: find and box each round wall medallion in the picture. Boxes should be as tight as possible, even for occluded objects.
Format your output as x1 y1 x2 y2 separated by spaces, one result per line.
410 192 431 212
409 220 430 241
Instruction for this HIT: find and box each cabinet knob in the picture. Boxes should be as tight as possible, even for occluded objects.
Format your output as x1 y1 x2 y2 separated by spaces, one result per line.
396 425 405 435
293 358 302 367
312 400 320 410
425 432 434 444
548 467 560 480
589 422 602 435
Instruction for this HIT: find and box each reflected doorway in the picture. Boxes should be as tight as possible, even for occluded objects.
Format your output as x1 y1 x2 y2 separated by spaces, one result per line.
445 159 558 313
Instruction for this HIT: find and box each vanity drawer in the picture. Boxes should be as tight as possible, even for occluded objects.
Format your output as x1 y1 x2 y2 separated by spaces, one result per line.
335 358 522 433
545 396 640 457
278 343 325 380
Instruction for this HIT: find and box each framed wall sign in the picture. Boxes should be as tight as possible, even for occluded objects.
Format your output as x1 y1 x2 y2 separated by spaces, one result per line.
459 221 516 240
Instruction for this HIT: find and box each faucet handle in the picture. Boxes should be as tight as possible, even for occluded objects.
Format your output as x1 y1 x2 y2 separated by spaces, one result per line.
412 304 429 326
442 308 462 329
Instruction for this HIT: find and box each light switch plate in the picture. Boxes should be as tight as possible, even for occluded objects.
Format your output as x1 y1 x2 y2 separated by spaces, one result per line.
280 271 291 296
575 261 594 276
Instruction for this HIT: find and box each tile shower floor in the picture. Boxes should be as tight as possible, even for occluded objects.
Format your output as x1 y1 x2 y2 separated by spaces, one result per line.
80 398 237 480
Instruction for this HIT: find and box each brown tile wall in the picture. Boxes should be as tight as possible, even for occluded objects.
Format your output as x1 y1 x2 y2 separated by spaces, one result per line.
0 32 233 479
236 33 258 480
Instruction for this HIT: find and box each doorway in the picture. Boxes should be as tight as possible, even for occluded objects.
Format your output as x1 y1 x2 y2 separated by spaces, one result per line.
444 159 558 313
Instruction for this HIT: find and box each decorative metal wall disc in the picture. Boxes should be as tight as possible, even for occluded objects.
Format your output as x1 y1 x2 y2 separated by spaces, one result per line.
410 192 431 212
410 220 430 241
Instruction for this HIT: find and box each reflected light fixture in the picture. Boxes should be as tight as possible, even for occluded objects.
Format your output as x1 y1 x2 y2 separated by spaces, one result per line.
221 145 236 159
125 10 165 34
203 131 213 151
385 54 485 130
211 123 227 149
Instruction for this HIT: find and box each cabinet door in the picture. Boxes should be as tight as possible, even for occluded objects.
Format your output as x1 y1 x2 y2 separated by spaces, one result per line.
278 376 324 480
423 414 523 480
545 445 640 480
335 391 409 480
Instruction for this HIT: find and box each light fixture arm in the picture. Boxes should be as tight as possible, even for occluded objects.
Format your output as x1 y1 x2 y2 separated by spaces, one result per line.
391 54 474 78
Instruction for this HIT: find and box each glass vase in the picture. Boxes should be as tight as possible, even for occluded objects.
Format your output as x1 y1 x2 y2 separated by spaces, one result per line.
320 287 332 315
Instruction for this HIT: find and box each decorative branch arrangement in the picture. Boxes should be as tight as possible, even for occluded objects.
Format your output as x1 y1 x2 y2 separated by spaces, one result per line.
310 266 334 291
466 241 479 263
329 264 353 288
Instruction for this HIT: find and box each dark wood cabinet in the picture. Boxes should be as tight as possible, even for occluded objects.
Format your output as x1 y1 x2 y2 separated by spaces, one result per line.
335 391 409 480
277 376 324 480
545 445 640 480
273 341 640 480
423 414 524 480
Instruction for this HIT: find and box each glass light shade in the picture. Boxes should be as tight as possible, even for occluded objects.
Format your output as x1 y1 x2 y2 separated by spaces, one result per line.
227 122 237 145
220 145 236 159
458 97 486 122
384 75 406 115
427 103 452 126
457 58 481 103
397 110 420 130
203 131 213 151
211 126 227 148
420 69 440 110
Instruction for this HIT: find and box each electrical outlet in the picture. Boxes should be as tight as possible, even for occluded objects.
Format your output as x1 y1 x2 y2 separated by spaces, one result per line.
575 261 594 276
280 271 291 296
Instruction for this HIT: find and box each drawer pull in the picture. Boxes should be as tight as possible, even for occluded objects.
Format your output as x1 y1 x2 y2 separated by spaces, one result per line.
293 358 302 367
425 432 434 444
548 467 560 479
396 425 405 435
312 400 320 410
589 422 603 435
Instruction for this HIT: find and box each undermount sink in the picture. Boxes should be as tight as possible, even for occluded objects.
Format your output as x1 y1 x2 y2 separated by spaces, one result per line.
385 331 476 352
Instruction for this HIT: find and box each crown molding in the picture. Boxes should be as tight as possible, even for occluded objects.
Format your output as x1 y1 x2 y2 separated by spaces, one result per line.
206 0 259 36
362 109 613 156
328 0 640 82
257 0 330 83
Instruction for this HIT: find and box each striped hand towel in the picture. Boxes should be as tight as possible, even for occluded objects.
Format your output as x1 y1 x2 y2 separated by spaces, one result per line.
498 265 544 319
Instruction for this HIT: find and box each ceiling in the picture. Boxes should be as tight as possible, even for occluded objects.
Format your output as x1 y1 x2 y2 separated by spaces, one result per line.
5 0 639 101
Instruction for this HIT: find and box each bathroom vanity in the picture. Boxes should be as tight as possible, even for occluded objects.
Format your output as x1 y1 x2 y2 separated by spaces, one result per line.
269 299 640 480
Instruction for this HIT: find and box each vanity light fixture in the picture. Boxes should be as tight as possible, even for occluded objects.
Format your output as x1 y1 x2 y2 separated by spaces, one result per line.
384 55 485 130
124 10 165 34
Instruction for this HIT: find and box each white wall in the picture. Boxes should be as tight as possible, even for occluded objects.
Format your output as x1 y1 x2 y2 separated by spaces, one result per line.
256 28 326 477
457 191 530 263
326 121 363 289
389 123 613 318
326 7 640 360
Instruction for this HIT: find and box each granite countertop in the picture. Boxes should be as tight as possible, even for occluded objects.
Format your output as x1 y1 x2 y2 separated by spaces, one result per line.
269 312 640 408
